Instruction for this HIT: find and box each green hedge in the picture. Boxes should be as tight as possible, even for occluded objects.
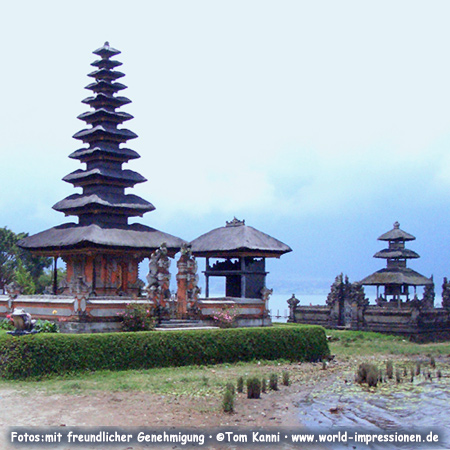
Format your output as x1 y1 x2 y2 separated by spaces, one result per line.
0 325 329 380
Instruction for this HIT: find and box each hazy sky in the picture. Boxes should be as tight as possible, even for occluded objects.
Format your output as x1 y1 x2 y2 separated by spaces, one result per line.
3 1 450 297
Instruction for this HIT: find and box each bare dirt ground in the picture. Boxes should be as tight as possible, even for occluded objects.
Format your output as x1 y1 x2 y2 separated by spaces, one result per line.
0 361 343 450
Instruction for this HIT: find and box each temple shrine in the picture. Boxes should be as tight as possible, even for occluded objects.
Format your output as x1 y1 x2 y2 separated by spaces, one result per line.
359 221 433 304
288 222 450 341
0 43 290 331
18 42 185 298
190 218 291 321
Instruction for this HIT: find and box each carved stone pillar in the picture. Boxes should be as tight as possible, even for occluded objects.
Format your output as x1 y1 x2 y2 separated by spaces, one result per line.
176 244 200 319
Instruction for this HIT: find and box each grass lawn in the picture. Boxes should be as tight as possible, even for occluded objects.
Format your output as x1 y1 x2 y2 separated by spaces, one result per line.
0 327 449 398
326 329 450 357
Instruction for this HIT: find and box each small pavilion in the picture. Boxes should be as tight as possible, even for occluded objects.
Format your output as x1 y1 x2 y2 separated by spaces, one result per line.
18 42 185 298
359 221 432 304
190 218 291 300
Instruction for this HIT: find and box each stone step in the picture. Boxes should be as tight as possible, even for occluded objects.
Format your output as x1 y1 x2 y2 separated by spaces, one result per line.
155 326 220 331
156 319 205 329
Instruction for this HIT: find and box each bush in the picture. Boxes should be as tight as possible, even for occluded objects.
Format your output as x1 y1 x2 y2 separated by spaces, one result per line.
356 363 378 387
261 377 267 393
282 370 290 386
430 356 436 368
212 305 241 328
386 360 394 379
0 318 14 331
34 320 59 333
269 373 278 391
118 303 155 332
225 382 235 395
222 386 234 413
247 377 261 399
0 325 329 380
237 376 244 393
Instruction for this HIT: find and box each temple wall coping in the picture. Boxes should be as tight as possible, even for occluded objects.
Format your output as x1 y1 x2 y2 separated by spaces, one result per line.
199 297 264 305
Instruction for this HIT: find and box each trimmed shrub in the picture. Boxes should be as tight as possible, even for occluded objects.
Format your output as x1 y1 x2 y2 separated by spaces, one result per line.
0 325 329 380
356 363 379 387
222 386 234 413
237 376 244 393
247 377 261 399
225 382 235 395
261 377 267 393
269 373 278 391
386 360 394 379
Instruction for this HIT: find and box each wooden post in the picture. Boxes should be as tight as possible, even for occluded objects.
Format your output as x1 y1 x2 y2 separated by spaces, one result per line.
240 257 246 298
205 258 210 298
52 256 58 295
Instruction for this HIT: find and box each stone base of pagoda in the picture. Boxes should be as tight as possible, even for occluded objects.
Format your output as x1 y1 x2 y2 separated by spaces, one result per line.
0 294 272 332
197 297 272 327
0 295 154 333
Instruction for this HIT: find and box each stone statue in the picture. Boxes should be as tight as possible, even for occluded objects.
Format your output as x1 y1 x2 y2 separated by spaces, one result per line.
5 281 21 299
349 282 369 307
7 308 37 335
146 243 171 306
176 244 201 318
422 277 435 309
442 277 450 309
287 294 300 322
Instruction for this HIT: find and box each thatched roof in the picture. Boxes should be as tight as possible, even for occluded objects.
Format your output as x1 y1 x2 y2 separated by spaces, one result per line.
374 248 420 259
359 267 432 286
190 218 292 258
17 223 186 255
378 221 415 241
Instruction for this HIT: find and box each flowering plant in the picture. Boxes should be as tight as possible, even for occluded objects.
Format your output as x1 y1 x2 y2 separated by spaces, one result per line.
212 304 240 328
0 315 14 331
118 303 155 332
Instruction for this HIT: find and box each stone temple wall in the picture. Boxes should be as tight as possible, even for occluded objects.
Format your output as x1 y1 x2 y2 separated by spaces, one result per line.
288 275 450 342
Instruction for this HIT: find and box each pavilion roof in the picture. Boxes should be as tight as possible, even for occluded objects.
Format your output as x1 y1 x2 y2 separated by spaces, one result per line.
378 221 415 241
190 218 292 258
374 248 420 259
359 267 432 286
17 223 186 255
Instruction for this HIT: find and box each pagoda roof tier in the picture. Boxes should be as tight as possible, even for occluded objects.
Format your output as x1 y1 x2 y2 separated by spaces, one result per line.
85 80 127 94
93 42 121 58
359 267 432 286
77 109 133 125
82 93 131 109
88 68 125 81
73 125 137 143
53 193 155 216
190 218 292 258
63 168 146 187
374 248 420 259
91 58 122 70
69 145 140 162
378 221 415 241
17 223 186 255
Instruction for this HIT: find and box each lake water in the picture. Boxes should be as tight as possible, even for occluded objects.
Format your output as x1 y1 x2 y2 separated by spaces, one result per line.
298 367 450 449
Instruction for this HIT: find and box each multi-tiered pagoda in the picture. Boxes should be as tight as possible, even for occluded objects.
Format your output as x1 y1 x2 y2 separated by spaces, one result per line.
18 42 185 297
359 221 432 303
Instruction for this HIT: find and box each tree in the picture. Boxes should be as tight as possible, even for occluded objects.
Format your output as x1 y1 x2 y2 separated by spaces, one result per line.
0 227 18 293
0 227 52 294
14 260 36 295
